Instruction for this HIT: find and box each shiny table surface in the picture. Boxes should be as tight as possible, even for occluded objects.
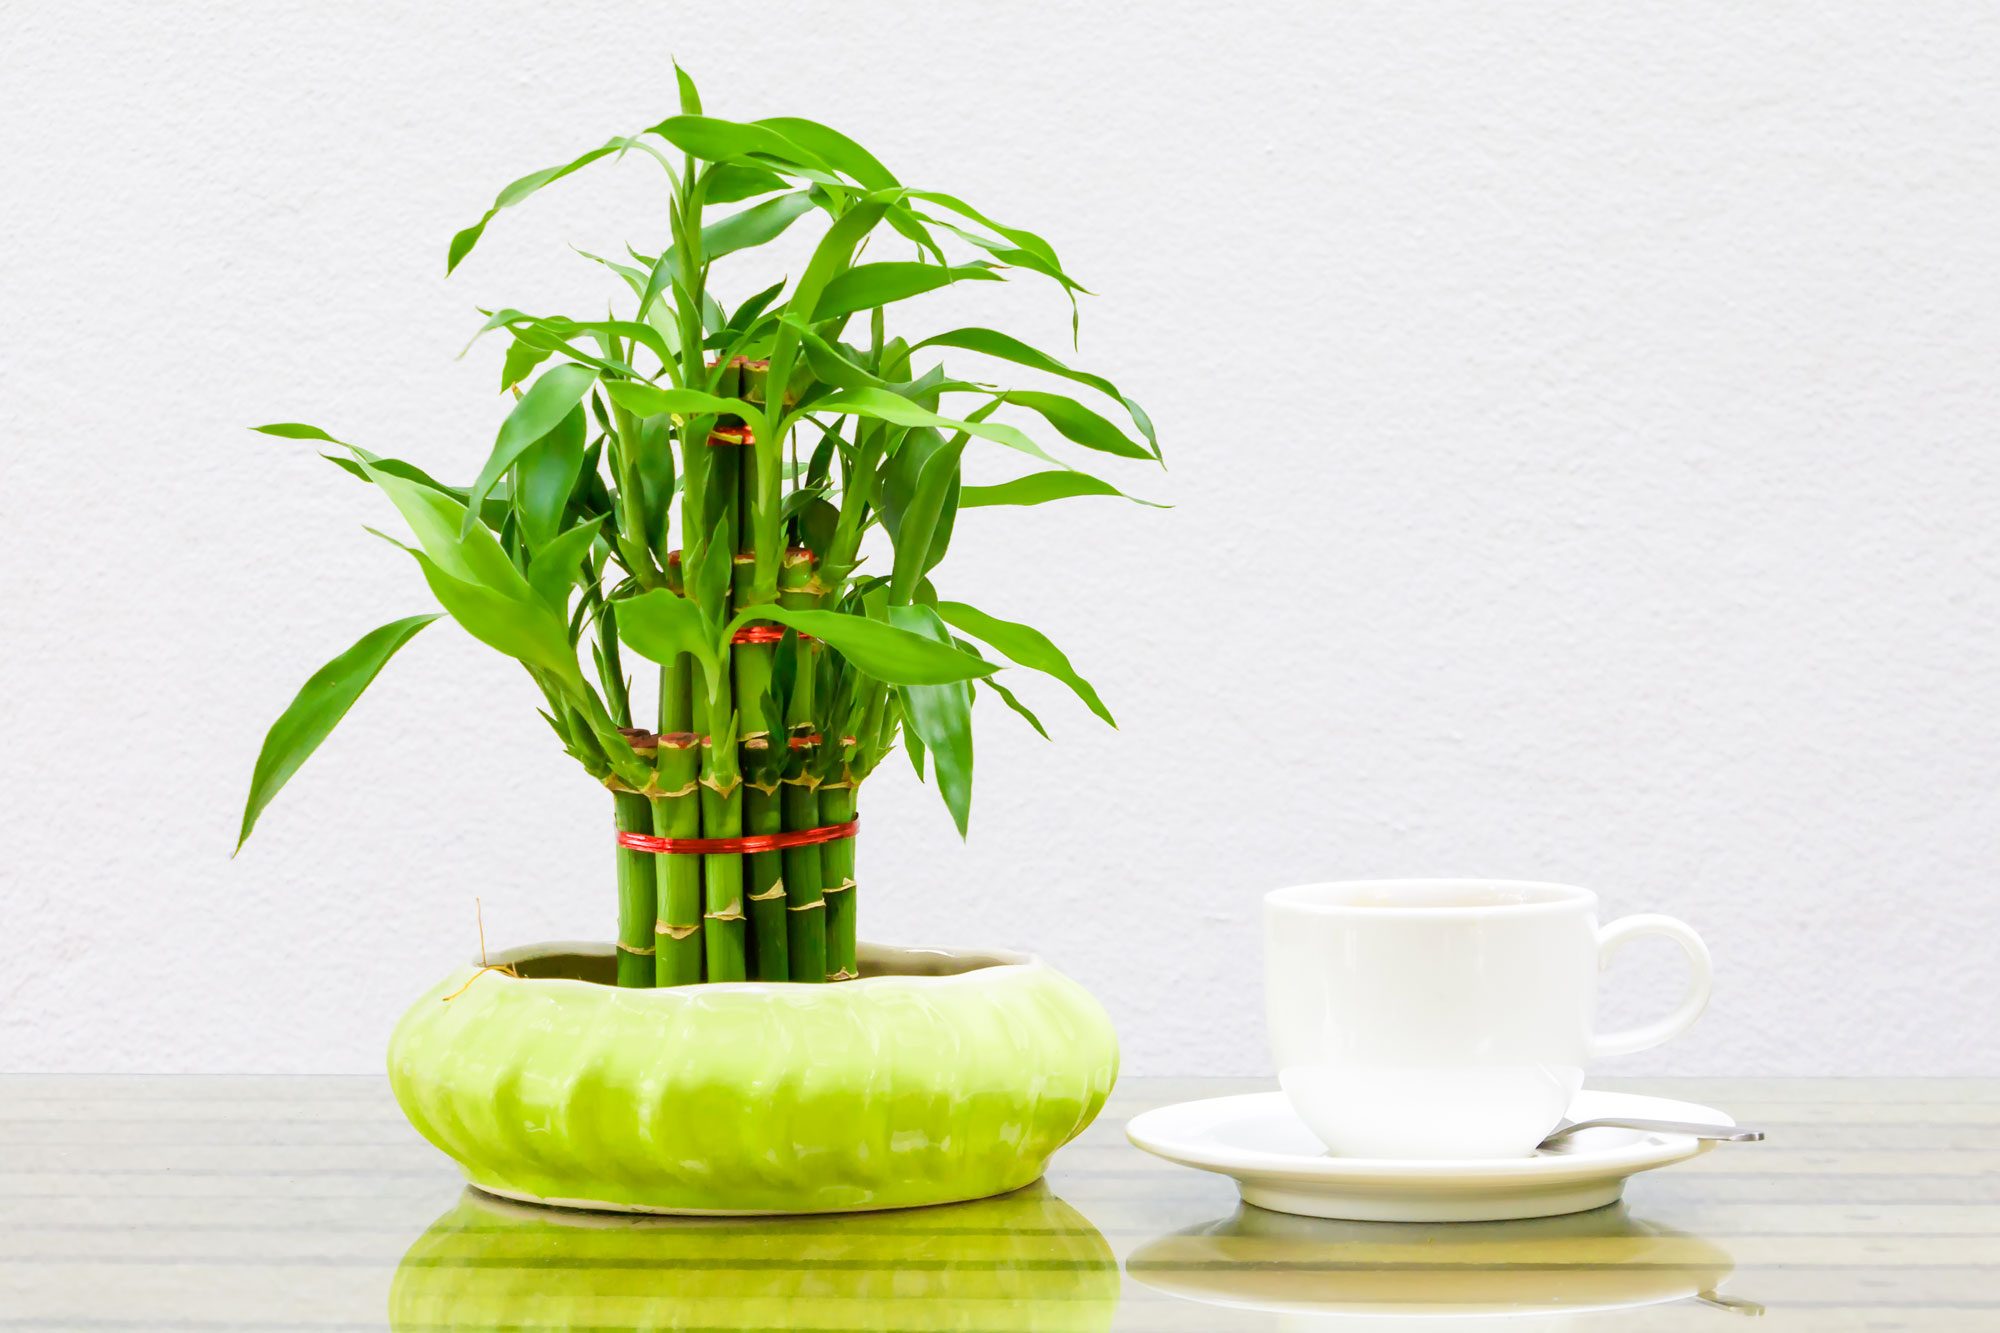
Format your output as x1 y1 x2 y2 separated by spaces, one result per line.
1 1076 1994 1330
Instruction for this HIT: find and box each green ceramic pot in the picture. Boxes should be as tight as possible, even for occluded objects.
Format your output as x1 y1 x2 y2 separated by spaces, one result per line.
389 1182 1120 1331
387 941 1119 1215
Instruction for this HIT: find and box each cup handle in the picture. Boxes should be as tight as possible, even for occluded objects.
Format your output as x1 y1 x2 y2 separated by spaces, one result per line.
1589 914 1713 1059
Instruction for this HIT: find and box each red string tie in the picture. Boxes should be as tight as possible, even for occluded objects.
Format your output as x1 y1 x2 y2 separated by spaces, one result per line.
618 819 858 856
731 625 816 645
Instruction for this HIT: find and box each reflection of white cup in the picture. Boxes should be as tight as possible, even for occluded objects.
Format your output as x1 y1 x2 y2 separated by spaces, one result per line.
1264 880 1712 1159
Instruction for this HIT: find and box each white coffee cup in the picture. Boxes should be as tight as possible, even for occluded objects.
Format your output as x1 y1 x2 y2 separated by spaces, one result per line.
1264 879 1711 1159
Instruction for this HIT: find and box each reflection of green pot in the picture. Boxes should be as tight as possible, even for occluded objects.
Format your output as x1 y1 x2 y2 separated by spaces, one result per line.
387 941 1118 1215
389 1182 1120 1332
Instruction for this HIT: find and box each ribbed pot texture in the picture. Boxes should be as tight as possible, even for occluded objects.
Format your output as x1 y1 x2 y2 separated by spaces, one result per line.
386 941 1120 1215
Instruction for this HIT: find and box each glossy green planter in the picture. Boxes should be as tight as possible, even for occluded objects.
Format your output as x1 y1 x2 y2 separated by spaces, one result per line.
387 941 1119 1215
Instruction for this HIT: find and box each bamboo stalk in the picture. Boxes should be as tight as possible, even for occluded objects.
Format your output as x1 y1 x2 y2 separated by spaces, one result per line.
696 689 746 982
740 757 788 979
612 792 657 987
733 446 789 980
818 778 858 981
779 548 827 983
652 664 703 987
690 428 748 984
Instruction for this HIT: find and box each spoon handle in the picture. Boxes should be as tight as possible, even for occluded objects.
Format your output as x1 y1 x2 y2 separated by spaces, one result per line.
1545 1116 1765 1144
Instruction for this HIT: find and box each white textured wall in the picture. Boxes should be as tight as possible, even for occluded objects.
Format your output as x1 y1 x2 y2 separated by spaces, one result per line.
3 1 1996 1076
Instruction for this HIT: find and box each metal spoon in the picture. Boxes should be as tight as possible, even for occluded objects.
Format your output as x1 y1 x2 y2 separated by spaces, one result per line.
1540 1116 1764 1146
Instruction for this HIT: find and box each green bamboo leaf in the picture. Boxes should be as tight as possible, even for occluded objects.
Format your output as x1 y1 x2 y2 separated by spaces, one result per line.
317 451 447 495
979 673 1049 740
806 388 1061 469
629 413 677 548
500 336 554 391
448 138 631 274
910 326 1156 452
674 62 701 115
256 422 496 518
315 452 518 530
925 474 961 579
935 600 1114 727
406 547 580 683
905 191 1061 267
614 587 719 681
526 516 603 610
998 389 1151 461
646 115 832 175
356 455 532 601
602 381 744 420
635 248 685 325
725 604 995 685
934 216 1082 294
513 404 587 551
796 327 889 391
252 422 345 444
572 248 685 354
889 605 974 836
813 262 1002 322
471 310 666 373
876 427 932 548
703 161 791 203
883 201 948 265
960 469 1161 509
236 614 440 851
461 363 598 537
780 199 889 336
685 512 734 631
739 154 848 191
755 117 898 190
702 190 816 261
725 279 787 334
889 435 966 602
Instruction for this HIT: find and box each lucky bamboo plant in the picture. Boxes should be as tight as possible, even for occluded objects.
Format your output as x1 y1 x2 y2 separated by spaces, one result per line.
237 69 1157 986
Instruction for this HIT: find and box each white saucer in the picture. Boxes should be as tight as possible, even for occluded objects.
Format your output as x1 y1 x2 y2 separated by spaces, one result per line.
1126 1089 1735 1222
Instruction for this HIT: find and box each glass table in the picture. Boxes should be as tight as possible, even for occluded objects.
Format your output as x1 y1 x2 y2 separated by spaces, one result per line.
2 1076 1993 1329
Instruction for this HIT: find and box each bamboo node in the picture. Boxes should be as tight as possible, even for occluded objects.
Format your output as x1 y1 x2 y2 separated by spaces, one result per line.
617 941 657 956
786 899 826 913
781 772 822 791
828 969 859 982
699 774 744 798
651 780 699 799
747 885 787 902
703 908 747 922
822 879 856 896
655 923 698 941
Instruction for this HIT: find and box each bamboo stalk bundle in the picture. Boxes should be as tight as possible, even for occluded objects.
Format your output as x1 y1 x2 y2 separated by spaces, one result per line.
238 69 1158 987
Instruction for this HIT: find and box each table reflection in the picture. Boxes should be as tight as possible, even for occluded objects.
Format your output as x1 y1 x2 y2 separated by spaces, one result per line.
390 1182 1119 1331
1127 1202 1752 1325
